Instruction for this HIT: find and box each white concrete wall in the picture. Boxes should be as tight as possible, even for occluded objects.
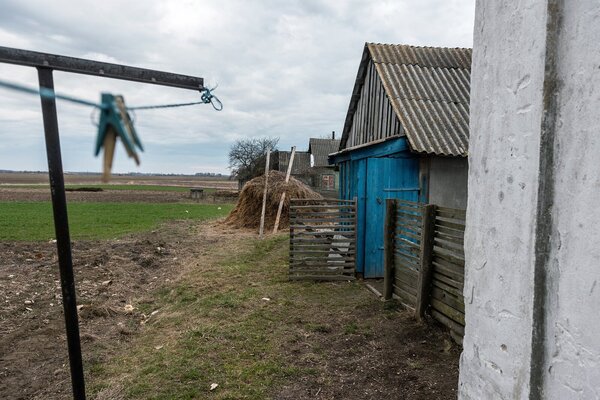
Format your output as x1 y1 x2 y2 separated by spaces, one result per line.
544 2 600 398
461 0 600 398
460 1 547 397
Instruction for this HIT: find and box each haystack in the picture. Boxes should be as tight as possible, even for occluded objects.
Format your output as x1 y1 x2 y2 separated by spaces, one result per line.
225 171 322 231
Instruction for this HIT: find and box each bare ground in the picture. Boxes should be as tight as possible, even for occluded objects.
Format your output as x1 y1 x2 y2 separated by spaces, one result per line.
0 220 214 399
0 221 459 399
0 188 236 203
0 172 236 190
273 308 458 400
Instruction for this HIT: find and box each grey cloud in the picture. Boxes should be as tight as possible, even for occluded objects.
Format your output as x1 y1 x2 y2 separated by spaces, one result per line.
0 0 475 174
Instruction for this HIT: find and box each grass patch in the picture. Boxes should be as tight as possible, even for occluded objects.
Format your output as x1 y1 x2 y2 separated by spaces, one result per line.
344 322 359 335
0 184 216 192
0 202 232 241
306 323 332 334
90 234 355 399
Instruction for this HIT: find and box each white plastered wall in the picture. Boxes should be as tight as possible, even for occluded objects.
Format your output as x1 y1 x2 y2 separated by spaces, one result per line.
544 2 600 398
460 1 600 399
459 0 547 398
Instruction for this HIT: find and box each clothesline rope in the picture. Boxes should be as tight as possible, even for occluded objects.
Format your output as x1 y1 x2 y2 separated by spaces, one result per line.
0 78 223 111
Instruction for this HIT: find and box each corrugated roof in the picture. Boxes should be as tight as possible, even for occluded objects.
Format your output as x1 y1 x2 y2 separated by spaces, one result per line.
340 43 471 157
308 138 341 167
369 44 472 69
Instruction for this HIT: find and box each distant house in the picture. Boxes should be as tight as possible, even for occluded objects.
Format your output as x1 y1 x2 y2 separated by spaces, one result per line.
269 150 312 185
268 136 340 195
270 150 311 176
330 43 471 278
307 135 341 193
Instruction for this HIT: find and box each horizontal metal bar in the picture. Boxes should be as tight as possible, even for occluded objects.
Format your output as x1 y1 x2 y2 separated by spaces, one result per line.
0 46 203 90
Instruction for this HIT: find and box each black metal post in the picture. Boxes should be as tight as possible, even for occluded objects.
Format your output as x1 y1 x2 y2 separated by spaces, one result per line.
37 67 86 400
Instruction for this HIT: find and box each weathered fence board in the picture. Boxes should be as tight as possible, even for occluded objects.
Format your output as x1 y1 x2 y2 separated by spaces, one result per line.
383 199 466 340
383 200 423 309
429 205 466 338
289 198 357 281
415 204 436 320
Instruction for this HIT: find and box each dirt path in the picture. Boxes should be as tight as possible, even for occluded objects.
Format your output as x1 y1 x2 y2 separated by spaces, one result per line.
0 221 460 399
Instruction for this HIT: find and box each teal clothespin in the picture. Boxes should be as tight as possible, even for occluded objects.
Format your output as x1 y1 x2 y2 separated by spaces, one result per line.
94 93 143 182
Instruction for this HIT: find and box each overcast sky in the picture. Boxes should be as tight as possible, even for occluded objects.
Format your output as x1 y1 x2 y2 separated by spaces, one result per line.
0 0 474 175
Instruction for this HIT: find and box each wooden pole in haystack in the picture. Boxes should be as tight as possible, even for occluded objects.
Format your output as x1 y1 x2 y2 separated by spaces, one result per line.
272 146 296 234
258 149 271 238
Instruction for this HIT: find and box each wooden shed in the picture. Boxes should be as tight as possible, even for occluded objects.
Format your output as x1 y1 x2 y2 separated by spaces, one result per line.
330 43 472 278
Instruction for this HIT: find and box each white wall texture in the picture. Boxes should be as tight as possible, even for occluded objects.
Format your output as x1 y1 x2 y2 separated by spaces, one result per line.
459 1 547 397
460 0 600 399
544 2 600 398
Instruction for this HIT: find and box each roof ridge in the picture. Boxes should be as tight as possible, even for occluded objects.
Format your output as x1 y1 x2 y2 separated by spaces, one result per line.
373 60 471 70
366 42 472 51
390 96 469 105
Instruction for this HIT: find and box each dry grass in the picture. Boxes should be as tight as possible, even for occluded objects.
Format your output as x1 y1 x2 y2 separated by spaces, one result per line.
225 171 321 231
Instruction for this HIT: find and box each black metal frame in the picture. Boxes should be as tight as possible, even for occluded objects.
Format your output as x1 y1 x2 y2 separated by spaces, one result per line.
0 46 205 400
0 46 204 90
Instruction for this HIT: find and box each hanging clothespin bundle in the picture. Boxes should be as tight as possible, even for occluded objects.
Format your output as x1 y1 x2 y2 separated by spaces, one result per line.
94 93 143 182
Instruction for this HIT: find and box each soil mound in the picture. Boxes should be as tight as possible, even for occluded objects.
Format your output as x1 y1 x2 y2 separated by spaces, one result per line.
225 171 321 231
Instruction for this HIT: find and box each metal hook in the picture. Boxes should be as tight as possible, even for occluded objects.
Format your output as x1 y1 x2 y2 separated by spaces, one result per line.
210 95 223 111
200 86 223 111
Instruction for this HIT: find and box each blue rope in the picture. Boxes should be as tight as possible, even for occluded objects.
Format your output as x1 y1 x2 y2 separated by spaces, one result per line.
0 78 105 109
0 79 223 111
128 87 223 111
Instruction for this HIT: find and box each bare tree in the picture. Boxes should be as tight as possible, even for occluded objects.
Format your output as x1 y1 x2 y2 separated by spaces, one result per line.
228 137 279 183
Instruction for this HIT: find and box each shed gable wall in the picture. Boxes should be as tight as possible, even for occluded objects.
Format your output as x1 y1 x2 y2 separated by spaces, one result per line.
347 60 402 148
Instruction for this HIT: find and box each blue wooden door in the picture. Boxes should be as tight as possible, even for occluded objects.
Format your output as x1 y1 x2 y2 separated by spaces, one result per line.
364 156 420 277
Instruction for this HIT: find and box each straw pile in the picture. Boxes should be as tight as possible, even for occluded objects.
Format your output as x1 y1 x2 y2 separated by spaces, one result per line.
225 170 322 231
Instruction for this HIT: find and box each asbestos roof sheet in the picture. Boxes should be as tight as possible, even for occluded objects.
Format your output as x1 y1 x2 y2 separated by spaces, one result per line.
341 43 472 157
369 43 472 70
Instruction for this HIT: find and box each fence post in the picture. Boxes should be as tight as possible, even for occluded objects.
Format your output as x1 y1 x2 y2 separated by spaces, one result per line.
383 199 397 301
415 204 436 321
353 196 358 278
258 149 271 238
289 207 294 272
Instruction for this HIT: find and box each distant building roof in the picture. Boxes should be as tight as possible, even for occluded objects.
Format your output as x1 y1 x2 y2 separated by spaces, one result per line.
339 43 471 157
308 138 341 167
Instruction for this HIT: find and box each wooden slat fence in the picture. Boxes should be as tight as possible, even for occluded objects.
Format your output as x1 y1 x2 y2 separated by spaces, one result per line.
430 206 466 338
289 198 357 281
387 200 422 309
384 200 466 340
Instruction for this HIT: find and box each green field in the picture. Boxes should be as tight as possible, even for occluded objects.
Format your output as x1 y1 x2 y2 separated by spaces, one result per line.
0 202 233 241
0 184 216 193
